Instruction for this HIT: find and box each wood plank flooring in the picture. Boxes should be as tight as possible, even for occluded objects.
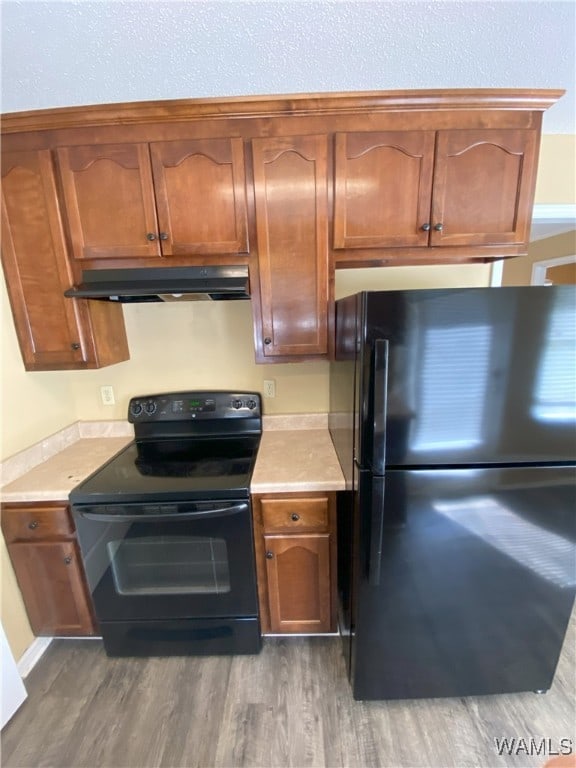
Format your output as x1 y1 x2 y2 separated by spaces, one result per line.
2 613 575 768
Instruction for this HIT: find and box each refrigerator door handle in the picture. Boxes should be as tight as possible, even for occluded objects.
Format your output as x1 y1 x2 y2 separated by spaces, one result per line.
371 339 389 475
368 476 385 587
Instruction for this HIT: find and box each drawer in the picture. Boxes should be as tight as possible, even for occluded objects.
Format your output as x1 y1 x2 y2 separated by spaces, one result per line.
1 505 74 543
260 497 329 533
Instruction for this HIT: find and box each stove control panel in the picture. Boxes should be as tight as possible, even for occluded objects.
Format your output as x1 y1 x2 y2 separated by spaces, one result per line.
128 391 262 423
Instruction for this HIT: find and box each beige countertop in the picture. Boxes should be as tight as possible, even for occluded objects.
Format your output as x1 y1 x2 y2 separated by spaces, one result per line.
251 429 345 494
0 423 345 503
0 438 132 503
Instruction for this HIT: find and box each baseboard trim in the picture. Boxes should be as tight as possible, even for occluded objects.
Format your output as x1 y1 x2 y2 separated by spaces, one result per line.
17 637 52 678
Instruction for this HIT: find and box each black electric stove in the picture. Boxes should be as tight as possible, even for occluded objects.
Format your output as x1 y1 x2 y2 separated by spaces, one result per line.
69 391 263 657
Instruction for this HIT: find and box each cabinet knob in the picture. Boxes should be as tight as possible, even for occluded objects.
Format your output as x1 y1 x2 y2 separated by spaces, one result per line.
264 338 272 346
421 223 431 231
146 232 157 241
291 513 300 522
28 520 39 530
159 232 169 241
71 343 81 351
64 556 72 565
265 551 274 559
434 223 444 231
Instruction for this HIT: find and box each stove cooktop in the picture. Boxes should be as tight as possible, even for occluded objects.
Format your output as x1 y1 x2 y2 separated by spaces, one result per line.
69 391 262 504
69 435 261 504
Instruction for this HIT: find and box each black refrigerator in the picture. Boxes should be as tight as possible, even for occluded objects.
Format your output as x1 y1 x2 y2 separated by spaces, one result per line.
329 286 576 700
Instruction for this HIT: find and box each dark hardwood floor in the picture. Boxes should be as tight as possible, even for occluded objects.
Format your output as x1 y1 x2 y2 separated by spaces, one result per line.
2 614 575 768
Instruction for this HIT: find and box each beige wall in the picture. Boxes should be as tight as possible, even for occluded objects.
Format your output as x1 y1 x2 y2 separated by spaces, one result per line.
547 262 576 284
0 133 572 661
535 136 576 204
501 230 576 286
1 278 78 460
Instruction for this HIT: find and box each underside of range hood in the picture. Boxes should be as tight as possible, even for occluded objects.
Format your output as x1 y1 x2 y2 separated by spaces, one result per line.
64 266 250 302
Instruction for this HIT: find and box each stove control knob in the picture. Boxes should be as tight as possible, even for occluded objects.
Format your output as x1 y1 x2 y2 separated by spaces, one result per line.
144 400 157 416
232 399 243 410
130 402 143 418
246 399 257 410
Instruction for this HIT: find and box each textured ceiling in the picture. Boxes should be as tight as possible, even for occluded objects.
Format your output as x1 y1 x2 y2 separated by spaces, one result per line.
0 0 574 133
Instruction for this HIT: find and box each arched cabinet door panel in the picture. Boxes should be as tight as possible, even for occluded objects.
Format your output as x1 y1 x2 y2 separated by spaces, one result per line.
57 139 249 261
333 128 540 251
1 150 128 370
264 534 331 634
334 131 435 248
150 139 248 255
431 129 539 246
57 143 161 260
252 135 329 359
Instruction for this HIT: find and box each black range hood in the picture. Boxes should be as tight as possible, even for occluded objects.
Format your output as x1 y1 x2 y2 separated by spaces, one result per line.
64 265 250 303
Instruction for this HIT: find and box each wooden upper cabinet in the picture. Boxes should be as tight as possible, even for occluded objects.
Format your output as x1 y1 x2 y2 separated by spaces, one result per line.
1 149 128 370
334 131 435 248
430 129 538 246
57 143 160 260
150 138 248 255
57 139 248 261
252 135 329 358
333 128 540 251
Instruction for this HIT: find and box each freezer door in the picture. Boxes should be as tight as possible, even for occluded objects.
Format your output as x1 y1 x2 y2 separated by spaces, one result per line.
359 287 576 467
350 465 576 700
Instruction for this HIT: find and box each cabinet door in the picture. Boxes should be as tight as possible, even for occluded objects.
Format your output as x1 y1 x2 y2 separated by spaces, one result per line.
334 131 435 248
57 143 160 260
7 541 95 636
264 534 331 633
150 138 248 255
431 129 539 246
252 135 329 358
1 150 91 369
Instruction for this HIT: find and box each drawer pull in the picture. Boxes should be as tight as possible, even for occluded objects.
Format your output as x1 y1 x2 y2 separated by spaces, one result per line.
64 556 72 565
265 551 274 560
291 513 300 522
28 520 39 530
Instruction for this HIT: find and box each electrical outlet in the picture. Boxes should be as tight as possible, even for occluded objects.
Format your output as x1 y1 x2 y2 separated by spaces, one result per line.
263 379 276 398
100 385 115 406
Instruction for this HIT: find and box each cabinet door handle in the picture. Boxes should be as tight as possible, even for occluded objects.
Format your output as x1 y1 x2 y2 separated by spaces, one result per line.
265 551 274 559
434 223 444 231
421 223 431 231
64 556 72 565
264 338 272 346
146 232 157 241
71 343 81 351
159 232 169 241
28 520 39 530
291 513 300 521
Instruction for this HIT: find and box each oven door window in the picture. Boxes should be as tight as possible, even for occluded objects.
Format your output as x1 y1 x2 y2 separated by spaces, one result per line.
107 535 231 596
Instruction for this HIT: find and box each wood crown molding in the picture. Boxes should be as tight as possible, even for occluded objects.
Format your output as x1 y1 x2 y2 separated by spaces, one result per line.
0 89 565 135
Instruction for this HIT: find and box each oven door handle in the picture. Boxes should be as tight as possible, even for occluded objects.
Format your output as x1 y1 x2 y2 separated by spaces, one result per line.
77 503 249 522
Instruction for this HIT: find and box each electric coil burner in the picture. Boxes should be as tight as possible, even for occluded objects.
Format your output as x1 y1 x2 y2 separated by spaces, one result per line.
69 391 262 657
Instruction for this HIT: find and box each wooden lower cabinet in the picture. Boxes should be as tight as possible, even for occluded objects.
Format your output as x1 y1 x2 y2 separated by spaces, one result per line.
252 492 336 634
1 503 96 636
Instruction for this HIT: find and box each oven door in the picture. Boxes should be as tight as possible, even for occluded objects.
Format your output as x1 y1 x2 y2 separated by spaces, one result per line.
72 500 258 622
